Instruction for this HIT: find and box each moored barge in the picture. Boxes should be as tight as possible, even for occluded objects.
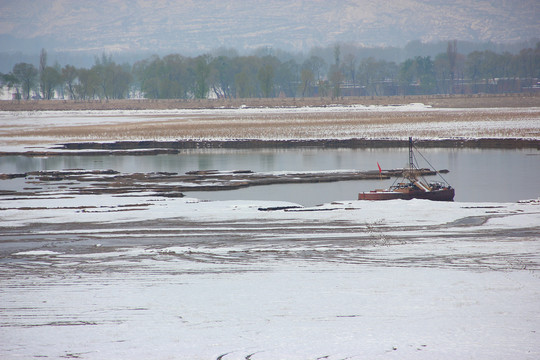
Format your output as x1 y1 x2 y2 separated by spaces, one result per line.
358 137 455 201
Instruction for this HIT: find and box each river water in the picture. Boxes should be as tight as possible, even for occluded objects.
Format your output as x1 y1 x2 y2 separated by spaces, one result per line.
1 148 539 205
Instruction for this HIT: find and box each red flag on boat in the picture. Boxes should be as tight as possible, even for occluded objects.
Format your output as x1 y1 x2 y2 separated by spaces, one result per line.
377 162 382 174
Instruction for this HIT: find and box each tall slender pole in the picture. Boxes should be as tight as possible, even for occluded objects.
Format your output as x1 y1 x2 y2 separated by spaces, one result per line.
408 137 413 169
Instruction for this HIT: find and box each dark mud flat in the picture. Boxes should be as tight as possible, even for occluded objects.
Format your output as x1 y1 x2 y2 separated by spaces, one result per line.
0 138 538 157
1 168 442 198
58 138 540 152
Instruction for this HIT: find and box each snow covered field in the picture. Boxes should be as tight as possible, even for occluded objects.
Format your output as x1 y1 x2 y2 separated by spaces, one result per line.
1 104 539 153
1 104 539 359
1 192 539 359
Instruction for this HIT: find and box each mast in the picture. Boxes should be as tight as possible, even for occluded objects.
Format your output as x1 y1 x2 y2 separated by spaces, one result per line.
408 137 414 170
402 136 417 182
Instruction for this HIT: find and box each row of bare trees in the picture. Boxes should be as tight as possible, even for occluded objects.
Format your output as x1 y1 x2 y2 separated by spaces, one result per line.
1 50 132 100
2 42 539 100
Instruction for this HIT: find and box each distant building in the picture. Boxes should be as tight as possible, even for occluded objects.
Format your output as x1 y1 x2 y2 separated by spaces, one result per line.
0 86 19 100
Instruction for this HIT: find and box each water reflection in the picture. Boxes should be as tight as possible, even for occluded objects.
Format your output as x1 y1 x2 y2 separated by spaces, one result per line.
1 148 538 205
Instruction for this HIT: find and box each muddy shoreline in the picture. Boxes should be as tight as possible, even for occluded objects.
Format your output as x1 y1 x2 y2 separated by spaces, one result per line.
2 167 441 198
0 137 536 157
58 138 539 150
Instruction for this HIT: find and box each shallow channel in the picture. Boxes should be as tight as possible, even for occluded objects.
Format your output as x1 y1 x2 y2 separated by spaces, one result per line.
1 148 539 205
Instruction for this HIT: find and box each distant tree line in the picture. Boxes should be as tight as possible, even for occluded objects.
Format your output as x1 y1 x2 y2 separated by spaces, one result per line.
1 42 539 101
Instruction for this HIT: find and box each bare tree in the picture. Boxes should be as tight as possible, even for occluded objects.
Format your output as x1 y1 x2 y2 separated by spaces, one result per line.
13 63 38 99
447 40 458 93
334 44 341 66
39 48 48 98
343 53 357 92
62 65 78 99
41 65 62 99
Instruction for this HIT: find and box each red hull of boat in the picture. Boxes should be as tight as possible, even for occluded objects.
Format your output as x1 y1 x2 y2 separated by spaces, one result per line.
358 187 455 201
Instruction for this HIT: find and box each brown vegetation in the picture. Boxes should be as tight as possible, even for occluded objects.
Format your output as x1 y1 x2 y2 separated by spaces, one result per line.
1 94 538 153
5 104 538 145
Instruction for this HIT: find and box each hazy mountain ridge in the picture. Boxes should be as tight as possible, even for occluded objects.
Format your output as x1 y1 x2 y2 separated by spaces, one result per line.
0 0 538 54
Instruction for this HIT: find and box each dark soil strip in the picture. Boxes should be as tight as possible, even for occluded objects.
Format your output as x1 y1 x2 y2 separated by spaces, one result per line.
42 137 540 154
1 138 537 157
58 138 540 151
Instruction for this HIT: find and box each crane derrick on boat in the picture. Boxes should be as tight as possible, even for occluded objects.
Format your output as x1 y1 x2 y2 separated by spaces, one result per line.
358 137 455 201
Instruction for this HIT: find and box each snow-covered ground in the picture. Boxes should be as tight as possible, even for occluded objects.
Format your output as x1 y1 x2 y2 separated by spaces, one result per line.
1 104 539 153
1 192 539 359
1 105 539 358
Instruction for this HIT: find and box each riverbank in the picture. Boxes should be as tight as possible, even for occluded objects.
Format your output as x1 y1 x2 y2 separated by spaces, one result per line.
1 93 539 111
2 192 540 359
1 103 539 154
1 138 536 157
